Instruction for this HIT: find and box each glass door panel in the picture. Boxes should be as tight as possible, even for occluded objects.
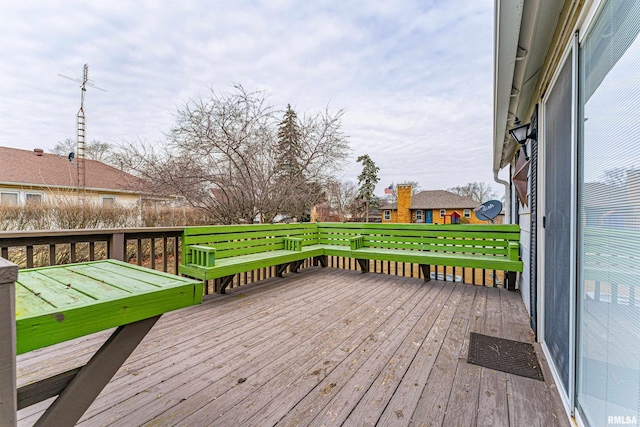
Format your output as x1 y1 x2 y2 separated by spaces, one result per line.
577 1 640 425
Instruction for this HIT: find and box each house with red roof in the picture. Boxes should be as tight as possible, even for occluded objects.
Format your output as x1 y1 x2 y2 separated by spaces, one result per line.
0 146 169 207
380 185 500 224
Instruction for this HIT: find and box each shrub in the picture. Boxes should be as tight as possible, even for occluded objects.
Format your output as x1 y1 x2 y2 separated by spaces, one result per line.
0 199 213 231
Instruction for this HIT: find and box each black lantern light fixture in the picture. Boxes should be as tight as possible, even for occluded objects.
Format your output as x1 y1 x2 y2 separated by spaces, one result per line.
508 118 536 160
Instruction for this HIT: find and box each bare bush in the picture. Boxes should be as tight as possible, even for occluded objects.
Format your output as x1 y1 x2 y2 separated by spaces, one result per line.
0 200 211 232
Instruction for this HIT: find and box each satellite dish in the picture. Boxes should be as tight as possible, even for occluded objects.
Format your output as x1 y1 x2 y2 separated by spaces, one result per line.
475 200 503 222
68 152 75 161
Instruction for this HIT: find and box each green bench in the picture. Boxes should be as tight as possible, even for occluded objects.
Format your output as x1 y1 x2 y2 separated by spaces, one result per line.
1 259 203 427
179 223 522 293
179 224 327 293
583 227 640 305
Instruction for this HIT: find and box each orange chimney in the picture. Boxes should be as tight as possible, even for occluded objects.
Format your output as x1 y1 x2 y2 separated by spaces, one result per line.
397 184 412 223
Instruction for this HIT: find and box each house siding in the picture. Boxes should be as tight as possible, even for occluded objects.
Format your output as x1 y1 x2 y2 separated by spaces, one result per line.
381 209 398 223
0 184 141 207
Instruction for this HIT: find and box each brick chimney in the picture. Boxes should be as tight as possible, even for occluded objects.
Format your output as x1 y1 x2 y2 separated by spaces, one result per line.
397 184 412 223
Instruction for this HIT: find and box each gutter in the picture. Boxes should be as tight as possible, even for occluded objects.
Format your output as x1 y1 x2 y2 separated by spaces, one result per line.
0 181 162 198
494 171 511 224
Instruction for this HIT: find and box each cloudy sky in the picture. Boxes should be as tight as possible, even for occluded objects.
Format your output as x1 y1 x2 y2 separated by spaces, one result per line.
0 0 505 195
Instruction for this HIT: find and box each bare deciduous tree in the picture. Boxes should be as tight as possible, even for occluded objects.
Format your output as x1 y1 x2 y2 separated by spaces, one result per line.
324 180 358 221
601 168 627 188
118 85 350 224
51 138 117 165
447 182 499 203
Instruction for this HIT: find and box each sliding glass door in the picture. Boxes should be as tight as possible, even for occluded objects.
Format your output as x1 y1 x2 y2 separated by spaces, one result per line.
577 1 640 425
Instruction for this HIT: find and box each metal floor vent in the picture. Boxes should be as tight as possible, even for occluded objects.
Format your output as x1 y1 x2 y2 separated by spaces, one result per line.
467 332 544 381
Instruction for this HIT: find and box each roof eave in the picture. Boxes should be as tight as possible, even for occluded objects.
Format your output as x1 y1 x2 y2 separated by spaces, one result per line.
493 0 525 172
0 181 160 197
494 0 567 171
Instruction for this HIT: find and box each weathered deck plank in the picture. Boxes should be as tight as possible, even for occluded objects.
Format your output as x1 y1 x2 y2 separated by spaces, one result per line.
341 282 455 426
476 287 509 427
117 272 402 426
408 283 478 426
500 289 567 427
375 283 466 426
16 268 570 427
440 285 487 427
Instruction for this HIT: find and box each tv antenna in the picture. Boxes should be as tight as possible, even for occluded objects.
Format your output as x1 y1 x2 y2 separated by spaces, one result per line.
59 64 106 191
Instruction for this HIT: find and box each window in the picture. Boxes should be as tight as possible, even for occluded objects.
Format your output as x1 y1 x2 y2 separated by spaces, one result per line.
415 210 423 222
25 193 42 204
383 210 390 221
464 209 471 218
101 196 116 206
0 192 19 205
439 209 446 218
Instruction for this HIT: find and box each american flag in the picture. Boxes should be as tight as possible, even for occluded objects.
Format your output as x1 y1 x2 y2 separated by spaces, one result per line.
384 185 393 194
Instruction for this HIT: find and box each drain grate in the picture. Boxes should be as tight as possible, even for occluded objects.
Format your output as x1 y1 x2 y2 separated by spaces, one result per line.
467 332 544 381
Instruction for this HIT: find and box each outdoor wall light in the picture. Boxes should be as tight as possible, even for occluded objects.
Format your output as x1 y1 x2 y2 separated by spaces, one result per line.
508 119 536 160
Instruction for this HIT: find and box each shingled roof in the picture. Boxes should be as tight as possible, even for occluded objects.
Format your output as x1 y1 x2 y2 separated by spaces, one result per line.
381 190 480 210
0 146 149 193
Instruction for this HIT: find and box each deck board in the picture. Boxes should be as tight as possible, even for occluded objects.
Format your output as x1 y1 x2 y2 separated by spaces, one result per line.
16 267 570 427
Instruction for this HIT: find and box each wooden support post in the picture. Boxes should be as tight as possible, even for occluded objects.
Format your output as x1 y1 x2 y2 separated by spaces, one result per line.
506 271 517 291
419 264 432 282
314 255 328 268
288 260 304 274
109 233 126 262
33 316 160 427
0 258 19 427
18 368 81 410
356 259 369 273
276 264 288 277
218 275 234 294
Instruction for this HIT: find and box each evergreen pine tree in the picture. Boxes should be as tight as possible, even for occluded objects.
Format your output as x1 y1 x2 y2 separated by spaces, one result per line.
276 104 302 177
356 154 380 222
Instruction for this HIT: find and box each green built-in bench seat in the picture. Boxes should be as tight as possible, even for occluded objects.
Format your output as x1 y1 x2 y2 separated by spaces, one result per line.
179 223 523 293
179 224 327 293
317 223 522 273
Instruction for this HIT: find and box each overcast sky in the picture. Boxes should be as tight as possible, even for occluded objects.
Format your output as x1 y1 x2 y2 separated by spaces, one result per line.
0 0 506 195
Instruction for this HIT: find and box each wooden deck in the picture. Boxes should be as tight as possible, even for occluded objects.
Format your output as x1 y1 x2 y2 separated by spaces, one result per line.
17 267 569 426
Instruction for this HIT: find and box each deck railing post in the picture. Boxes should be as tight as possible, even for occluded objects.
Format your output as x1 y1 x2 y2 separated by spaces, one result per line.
0 257 19 427
109 232 126 262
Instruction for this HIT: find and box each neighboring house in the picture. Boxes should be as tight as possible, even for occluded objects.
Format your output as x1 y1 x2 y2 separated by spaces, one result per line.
310 204 380 223
380 185 486 224
494 1 639 426
310 203 339 222
0 146 167 207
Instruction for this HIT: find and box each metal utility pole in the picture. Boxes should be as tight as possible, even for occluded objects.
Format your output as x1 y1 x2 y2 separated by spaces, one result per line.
59 64 106 191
